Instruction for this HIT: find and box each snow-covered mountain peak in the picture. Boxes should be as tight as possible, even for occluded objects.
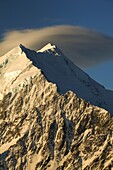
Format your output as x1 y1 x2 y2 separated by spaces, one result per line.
0 44 113 114
0 44 113 170
38 43 56 52
38 43 63 56
3 45 23 58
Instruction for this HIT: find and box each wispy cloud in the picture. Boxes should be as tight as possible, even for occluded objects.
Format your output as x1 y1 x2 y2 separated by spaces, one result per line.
0 25 113 68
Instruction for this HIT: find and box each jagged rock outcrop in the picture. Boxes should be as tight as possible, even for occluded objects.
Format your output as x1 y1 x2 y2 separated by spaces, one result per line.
0 44 113 169
0 44 113 114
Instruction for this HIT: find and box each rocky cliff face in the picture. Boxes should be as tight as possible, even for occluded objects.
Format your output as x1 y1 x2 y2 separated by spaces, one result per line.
0 45 113 169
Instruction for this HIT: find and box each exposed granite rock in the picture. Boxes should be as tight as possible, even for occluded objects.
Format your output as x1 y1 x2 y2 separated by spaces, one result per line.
0 70 113 170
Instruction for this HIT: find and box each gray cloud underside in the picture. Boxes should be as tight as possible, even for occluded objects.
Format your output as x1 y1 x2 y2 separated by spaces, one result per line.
0 25 113 68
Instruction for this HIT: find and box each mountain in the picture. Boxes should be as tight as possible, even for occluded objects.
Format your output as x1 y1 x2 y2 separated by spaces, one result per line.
0 43 113 114
0 44 113 169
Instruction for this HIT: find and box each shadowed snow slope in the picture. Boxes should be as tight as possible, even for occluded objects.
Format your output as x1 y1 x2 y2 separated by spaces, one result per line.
0 44 113 170
0 43 113 114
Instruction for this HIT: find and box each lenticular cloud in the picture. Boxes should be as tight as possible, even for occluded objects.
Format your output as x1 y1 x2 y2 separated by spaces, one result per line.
0 25 113 68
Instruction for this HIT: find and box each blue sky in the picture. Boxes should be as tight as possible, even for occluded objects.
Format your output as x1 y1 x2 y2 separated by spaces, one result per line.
85 60 113 90
0 0 113 90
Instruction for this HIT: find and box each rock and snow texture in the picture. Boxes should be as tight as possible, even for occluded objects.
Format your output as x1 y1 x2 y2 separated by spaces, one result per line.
0 43 113 113
0 44 113 169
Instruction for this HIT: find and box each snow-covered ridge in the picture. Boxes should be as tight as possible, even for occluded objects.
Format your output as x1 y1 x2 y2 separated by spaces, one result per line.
37 43 63 56
0 68 112 169
37 43 56 52
0 43 113 169
0 44 113 114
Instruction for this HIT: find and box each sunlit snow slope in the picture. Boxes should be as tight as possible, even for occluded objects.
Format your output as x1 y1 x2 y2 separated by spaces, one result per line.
0 43 113 114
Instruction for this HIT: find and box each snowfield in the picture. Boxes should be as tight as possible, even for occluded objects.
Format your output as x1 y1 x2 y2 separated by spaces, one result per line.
0 43 113 114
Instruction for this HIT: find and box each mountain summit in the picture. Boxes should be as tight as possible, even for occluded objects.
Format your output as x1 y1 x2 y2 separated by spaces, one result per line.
0 44 113 113
0 44 113 169
37 43 57 52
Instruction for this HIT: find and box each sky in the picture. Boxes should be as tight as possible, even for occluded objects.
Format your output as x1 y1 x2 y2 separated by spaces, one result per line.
0 0 113 90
